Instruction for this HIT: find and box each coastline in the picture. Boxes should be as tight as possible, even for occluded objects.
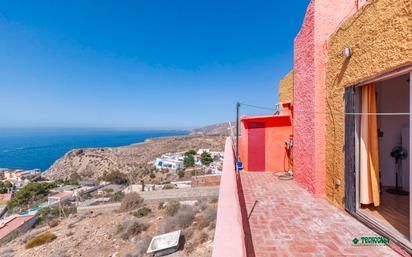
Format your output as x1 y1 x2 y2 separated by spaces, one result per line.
43 133 226 182
0 129 191 172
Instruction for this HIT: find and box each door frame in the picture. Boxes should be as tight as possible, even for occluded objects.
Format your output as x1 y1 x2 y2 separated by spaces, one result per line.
344 66 412 254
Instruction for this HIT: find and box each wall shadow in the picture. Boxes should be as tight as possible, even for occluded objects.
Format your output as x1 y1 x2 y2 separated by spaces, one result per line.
237 173 256 257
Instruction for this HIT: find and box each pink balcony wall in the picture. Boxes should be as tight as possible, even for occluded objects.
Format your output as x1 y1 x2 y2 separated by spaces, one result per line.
212 137 247 257
293 0 357 196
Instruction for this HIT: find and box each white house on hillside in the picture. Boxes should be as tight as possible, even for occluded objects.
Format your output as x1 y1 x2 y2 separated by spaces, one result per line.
155 158 183 172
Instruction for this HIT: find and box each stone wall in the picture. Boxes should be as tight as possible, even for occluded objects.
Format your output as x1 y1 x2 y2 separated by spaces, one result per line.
192 175 221 187
325 0 412 207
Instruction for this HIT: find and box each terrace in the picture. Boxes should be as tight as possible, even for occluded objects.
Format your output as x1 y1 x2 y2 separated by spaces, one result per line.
212 138 399 257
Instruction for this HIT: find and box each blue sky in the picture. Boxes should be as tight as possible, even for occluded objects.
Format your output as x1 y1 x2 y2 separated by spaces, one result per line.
0 0 308 128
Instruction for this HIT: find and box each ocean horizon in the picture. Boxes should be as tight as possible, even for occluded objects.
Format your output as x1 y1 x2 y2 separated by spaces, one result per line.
0 128 190 171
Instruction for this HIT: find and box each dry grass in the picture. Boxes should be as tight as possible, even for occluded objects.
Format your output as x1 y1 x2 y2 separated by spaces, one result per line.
25 232 57 249
120 192 144 212
195 207 217 230
196 199 208 211
159 205 195 234
48 219 60 228
130 207 151 218
184 241 195 256
194 231 209 245
208 197 218 204
135 235 152 256
117 220 149 240
164 201 180 216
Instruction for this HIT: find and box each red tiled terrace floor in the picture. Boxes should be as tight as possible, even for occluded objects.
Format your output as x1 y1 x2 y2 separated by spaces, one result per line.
239 172 400 257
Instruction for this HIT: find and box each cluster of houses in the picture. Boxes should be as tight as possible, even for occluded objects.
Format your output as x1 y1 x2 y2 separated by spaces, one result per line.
0 177 114 244
0 169 43 222
0 150 225 244
2 169 41 189
154 149 224 174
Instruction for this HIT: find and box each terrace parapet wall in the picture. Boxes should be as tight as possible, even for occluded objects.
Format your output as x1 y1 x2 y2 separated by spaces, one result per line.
212 138 246 257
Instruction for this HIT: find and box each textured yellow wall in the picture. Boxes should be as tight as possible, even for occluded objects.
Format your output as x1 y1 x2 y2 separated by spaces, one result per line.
325 0 412 207
278 70 294 103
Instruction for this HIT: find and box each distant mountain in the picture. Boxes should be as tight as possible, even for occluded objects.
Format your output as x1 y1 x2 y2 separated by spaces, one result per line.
191 122 232 136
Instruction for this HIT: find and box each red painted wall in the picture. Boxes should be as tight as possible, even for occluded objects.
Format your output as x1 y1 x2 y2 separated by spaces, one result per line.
264 116 293 172
239 110 292 172
293 0 357 196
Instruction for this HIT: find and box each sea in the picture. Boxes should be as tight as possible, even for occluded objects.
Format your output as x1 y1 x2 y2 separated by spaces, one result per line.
0 128 190 171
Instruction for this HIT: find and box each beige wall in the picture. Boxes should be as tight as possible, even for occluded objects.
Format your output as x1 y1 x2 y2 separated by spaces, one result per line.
325 0 412 207
278 70 294 103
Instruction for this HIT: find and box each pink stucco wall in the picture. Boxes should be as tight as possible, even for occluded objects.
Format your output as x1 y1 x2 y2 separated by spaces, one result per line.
293 0 357 196
212 137 247 257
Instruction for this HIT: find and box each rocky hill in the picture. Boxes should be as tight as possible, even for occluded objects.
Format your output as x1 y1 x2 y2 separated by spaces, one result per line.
1 198 217 257
191 123 231 136
43 134 226 182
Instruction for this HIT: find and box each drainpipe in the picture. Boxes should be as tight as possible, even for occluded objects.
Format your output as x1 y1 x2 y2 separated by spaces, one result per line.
236 102 240 169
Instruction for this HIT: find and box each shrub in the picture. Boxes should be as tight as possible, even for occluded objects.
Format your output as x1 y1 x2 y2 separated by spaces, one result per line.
159 205 195 234
183 154 195 168
208 197 218 204
38 206 77 225
184 242 195 256
83 192 93 199
196 199 208 211
100 170 129 185
131 207 151 218
183 227 194 239
0 181 13 194
48 219 60 228
158 202 164 210
120 193 144 212
8 182 57 210
194 231 209 245
178 171 185 178
117 220 148 240
103 188 114 193
111 191 125 202
185 150 196 156
25 232 57 249
163 184 175 190
164 201 180 216
196 206 217 230
173 205 195 228
200 151 213 166
66 173 81 185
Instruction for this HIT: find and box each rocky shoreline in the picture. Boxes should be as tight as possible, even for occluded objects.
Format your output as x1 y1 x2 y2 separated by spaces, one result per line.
43 134 226 183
